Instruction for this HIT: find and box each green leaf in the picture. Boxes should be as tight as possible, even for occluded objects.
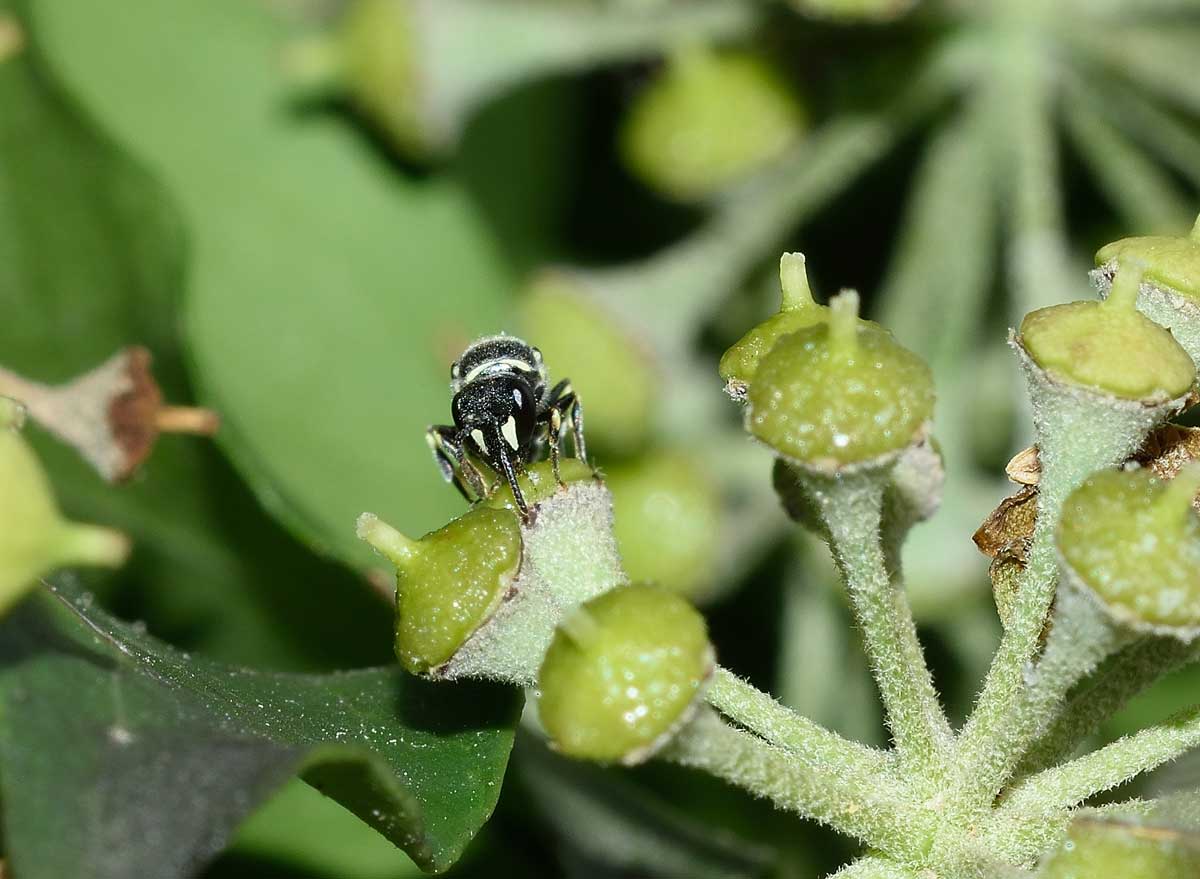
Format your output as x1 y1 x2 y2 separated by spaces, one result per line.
0 580 522 876
516 736 775 879
0 0 389 670
33 0 520 565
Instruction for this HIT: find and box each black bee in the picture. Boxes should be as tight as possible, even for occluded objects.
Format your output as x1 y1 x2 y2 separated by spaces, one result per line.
426 335 585 520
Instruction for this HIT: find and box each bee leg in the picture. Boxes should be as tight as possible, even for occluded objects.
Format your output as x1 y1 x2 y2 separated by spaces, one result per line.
492 432 531 522
547 407 564 486
426 425 487 501
545 380 586 464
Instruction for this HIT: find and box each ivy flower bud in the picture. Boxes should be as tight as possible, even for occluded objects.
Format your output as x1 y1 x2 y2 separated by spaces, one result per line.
1040 810 1200 879
1094 214 1200 367
537 585 714 765
520 272 656 454
606 452 721 600
620 46 804 203
746 289 934 472
1021 260 1196 402
357 506 523 675
0 398 130 615
719 253 829 401
1057 464 1200 639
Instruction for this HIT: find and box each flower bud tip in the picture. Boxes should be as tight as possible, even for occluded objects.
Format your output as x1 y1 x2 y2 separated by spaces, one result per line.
828 289 861 357
356 512 415 566
1106 259 1147 312
779 252 815 313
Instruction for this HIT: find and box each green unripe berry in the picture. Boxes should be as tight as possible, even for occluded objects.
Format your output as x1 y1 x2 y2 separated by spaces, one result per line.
1040 814 1200 879
747 290 934 471
358 506 523 675
537 585 713 764
1094 215 1200 369
0 401 129 614
481 457 598 515
1058 465 1200 635
607 453 721 600
1096 215 1200 305
520 273 655 455
720 253 829 400
1020 261 1195 402
620 46 804 202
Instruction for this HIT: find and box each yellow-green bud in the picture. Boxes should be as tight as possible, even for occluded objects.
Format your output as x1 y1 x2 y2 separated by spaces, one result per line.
0 400 129 615
747 290 934 471
1058 465 1200 637
481 457 598 515
1094 215 1200 368
719 253 829 401
358 505 523 675
537 585 713 764
1096 215 1200 305
1020 261 1195 402
607 453 721 600
1040 813 1200 879
620 46 805 202
519 272 656 454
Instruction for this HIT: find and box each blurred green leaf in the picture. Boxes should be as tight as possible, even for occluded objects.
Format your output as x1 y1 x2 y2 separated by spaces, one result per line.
517 736 775 879
34 0 522 566
0 580 521 876
223 778 425 879
0 0 390 670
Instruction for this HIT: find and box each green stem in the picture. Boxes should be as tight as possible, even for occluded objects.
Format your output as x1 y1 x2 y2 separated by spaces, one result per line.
956 349 1178 811
990 704 1200 863
661 707 923 858
1017 637 1200 778
706 667 894 777
807 471 952 777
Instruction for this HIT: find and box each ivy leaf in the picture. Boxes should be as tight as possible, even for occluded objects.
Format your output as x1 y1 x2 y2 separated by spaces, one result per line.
33 0 527 566
0 0 389 671
0 579 522 877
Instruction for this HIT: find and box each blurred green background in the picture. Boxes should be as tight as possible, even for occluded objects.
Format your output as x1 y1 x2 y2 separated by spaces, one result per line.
3 0 1200 876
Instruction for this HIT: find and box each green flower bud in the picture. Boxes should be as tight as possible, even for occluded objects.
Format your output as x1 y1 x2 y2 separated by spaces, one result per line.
746 290 934 472
719 253 829 401
1039 812 1200 879
357 505 523 675
1020 261 1195 403
1057 465 1200 637
620 46 804 202
537 585 713 765
788 0 916 21
481 457 598 515
1094 215 1200 367
0 399 129 615
519 273 656 454
607 452 721 600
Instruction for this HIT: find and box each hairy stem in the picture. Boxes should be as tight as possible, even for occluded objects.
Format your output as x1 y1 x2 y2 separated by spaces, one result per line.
706 667 894 776
989 704 1200 863
1017 636 1200 777
661 707 925 859
807 471 951 777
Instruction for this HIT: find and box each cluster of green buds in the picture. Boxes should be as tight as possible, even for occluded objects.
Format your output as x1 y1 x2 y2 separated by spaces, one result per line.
0 396 129 615
359 458 715 765
285 0 755 162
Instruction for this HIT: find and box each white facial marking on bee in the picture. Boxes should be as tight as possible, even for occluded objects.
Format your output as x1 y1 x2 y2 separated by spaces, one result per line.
502 416 520 450
471 429 488 455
